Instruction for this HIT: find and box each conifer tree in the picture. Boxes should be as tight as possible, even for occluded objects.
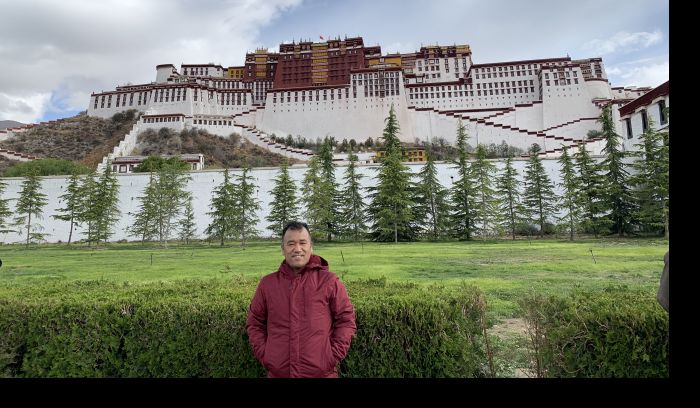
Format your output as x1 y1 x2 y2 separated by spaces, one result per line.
449 120 477 240
630 116 669 237
317 136 340 241
153 162 191 246
235 167 261 247
338 148 367 241
13 170 48 247
92 166 121 244
573 142 607 237
0 178 15 235
206 169 238 246
523 152 557 238
52 172 82 244
76 170 99 245
599 105 637 236
414 149 450 240
496 155 526 240
471 144 498 236
368 104 415 242
129 172 159 244
266 159 299 236
301 155 325 240
557 146 582 241
178 196 197 244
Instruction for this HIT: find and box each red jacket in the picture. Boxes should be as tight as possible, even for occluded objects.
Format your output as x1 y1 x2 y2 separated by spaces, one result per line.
246 255 356 378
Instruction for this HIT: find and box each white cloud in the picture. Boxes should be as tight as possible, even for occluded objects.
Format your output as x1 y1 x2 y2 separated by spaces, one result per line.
583 30 663 55
0 0 302 122
0 93 51 123
608 60 669 88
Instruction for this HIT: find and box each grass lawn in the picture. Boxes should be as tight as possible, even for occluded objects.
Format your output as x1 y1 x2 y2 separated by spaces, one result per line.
0 237 668 319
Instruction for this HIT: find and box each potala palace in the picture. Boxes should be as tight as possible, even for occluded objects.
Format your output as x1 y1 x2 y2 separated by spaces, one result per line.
84 36 667 168
0 36 669 243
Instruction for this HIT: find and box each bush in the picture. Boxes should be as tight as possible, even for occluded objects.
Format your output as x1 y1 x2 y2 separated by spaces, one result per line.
3 158 92 177
518 287 669 378
0 280 488 378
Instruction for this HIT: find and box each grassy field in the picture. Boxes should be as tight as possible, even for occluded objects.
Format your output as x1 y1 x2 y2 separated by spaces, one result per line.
0 237 668 319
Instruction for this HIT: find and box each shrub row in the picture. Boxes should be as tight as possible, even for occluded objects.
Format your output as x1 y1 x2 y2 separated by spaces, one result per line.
518 286 669 378
0 279 488 378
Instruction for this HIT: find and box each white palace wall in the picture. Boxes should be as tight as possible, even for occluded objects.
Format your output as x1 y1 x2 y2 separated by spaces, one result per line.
0 158 588 244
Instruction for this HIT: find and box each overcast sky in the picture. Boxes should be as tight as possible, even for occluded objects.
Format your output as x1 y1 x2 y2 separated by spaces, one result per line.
0 0 669 123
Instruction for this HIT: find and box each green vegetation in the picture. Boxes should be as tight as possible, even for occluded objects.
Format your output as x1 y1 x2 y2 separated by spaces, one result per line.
0 238 668 319
2 158 92 177
132 156 189 173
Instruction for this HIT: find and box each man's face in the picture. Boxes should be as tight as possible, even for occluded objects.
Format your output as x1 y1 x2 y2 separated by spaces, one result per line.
282 228 313 272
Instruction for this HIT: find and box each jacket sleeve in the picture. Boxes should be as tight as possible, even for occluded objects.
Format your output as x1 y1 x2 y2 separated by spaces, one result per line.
246 282 268 363
329 277 357 364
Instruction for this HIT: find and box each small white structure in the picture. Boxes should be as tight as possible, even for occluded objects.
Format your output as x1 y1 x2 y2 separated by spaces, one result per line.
111 153 205 174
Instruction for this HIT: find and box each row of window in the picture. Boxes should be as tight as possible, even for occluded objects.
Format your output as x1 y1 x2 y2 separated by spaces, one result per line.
624 100 668 139
272 88 350 103
143 116 183 123
476 70 533 79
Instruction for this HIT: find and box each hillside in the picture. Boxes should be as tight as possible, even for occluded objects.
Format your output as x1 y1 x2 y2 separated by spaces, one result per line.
135 127 299 168
0 111 139 168
0 111 296 171
0 120 25 130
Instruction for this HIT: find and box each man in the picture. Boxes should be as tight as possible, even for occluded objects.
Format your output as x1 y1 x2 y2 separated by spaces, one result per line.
246 221 356 378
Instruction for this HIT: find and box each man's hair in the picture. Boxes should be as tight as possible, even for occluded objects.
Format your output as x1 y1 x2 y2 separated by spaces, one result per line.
282 221 311 240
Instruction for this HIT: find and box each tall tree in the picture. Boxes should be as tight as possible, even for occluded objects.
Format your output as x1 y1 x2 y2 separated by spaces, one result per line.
129 172 159 244
13 170 48 247
301 155 325 240
338 149 367 241
449 120 477 240
266 159 300 237
92 166 121 244
496 155 526 240
522 152 558 238
414 149 450 240
599 105 637 237
154 162 191 246
235 167 261 247
76 171 99 245
178 196 197 244
557 147 582 241
573 142 607 237
206 169 237 246
52 172 82 244
630 117 669 237
368 104 415 242
0 178 14 235
317 136 341 241
471 144 499 236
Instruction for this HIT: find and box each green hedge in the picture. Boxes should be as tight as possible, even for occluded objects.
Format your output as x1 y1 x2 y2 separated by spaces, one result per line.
518 286 669 378
0 279 488 378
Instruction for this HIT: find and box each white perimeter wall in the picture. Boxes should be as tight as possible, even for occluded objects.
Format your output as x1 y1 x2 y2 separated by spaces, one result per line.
0 157 601 244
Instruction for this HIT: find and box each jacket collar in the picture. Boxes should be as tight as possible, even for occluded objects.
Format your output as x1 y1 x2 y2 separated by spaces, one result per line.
279 254 328 278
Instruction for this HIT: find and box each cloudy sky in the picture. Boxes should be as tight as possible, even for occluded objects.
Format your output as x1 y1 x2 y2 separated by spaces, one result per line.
0 0 669 123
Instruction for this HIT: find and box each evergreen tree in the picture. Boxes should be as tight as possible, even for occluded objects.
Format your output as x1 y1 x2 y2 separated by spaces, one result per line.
630 117 669 237
523 152 557 238
599 105 637 236
154 162 191 246
573 142 607 237
496 155 526 240
178 196 197 244
414 149 450 240
206 169 237 246
317 136 341 241
266 159 299 236
368 104 416 242
0 178 14 235
76 171 99 245
301 156 325 240
449 120 477 240
52 172 82 244
557 147 583 241
129 172 159 244
235 167 261 247
471 144 499 236
13 170 48 247
338 149 367 241
92 166 121 244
